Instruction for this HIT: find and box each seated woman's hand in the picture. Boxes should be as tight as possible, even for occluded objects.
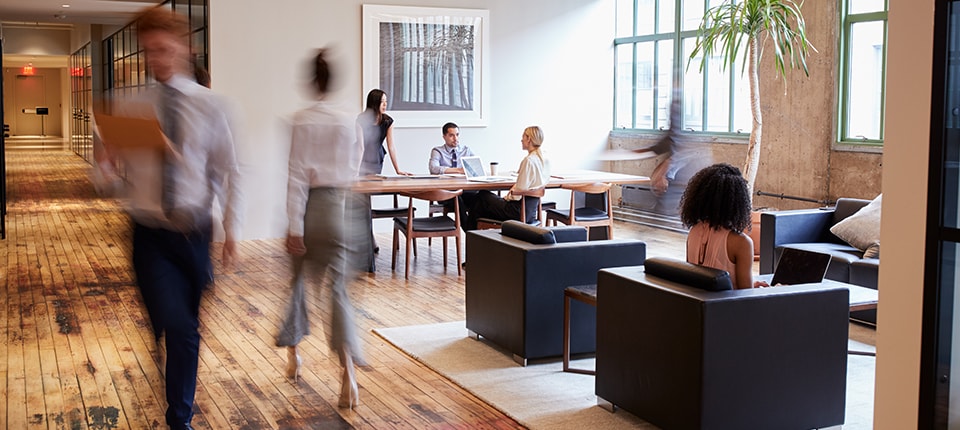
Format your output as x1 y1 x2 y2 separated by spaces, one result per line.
753 280 770 288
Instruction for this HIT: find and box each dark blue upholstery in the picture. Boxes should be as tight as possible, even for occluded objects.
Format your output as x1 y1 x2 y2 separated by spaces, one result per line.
643 257 733 292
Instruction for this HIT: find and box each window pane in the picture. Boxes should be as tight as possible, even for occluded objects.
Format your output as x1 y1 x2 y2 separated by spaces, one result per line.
658 0 675 33
682 0 704 31
635 42 656 129
683 38 704 131
617 0 634 37
849 0 886 14
637 0 656 35
656 40 675 130
615 44 635 129
732 48 752 134
190 0 206 32
846 21 885 140
706 69 730 131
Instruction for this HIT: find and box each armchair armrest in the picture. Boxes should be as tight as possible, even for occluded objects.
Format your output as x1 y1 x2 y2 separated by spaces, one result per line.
760 208 835 274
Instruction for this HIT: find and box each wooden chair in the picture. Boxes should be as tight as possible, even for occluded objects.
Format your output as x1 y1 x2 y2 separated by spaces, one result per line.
544 182 614 239
371 193 411 220
426 201 451 245
392 189 464 279
476 187 545 230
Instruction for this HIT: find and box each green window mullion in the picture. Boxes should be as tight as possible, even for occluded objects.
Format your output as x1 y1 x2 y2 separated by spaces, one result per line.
653 41 661 128
877 20 888 140
839 8 853 142
702 54 709 132
633 43 639 128
729 59 736 133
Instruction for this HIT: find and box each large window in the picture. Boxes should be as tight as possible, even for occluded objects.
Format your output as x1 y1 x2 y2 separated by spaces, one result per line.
614 0 751 134
103 0 208 98
839 0 887 145
69 44 93 162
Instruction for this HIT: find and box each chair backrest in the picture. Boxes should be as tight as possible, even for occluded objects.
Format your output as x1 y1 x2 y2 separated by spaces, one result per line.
399 189 463 226
399 189 463 203
643 257 733 292
563 182 612 216
501 220 588 244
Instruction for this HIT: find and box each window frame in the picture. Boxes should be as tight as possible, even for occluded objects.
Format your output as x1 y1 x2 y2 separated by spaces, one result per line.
613 0 750 137
837 0 888 147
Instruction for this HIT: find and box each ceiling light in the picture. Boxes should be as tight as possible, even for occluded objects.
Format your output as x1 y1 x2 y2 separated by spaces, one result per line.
62 4 70 7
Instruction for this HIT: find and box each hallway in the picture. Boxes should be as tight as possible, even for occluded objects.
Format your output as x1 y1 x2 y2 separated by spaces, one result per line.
1 146 528 429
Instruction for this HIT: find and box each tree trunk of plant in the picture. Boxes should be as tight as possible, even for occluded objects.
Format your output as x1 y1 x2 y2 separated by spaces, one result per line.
742 36 762 205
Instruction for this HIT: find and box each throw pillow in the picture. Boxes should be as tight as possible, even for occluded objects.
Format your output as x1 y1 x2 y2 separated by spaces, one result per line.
830 194 882 251
863 242 880 259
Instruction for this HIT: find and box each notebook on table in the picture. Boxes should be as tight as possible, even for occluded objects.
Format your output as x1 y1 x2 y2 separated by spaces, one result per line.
770 248 832 286
461 156 515 182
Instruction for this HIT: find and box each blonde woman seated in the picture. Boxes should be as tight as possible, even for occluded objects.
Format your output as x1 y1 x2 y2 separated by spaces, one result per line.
465 126 550 230
679 163 768 289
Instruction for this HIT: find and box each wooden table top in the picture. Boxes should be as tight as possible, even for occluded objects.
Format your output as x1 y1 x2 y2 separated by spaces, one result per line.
353 170 650 193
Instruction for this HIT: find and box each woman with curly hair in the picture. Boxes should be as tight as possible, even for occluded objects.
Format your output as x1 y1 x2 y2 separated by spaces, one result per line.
679 163 768 289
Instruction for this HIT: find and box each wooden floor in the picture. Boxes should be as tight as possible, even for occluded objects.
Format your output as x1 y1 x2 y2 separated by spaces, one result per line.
0 145 688 429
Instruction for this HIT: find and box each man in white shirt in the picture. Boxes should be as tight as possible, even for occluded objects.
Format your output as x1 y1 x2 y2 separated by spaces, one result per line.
98 8 243 430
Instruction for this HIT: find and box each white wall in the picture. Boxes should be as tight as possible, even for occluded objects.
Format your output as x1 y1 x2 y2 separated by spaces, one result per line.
3 27 72 56
874 0 933 426
210 0 615 240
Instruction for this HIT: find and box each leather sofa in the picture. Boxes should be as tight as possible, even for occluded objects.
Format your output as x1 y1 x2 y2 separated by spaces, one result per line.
595 258 849 430
760 198 879 324
465 220 646 365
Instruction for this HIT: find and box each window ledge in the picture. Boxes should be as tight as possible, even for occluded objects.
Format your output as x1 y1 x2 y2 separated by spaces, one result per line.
832 142 883 154
610 129 749 145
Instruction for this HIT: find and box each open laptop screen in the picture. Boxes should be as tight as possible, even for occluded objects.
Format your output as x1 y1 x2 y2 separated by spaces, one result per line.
771 248 832 286
461 156 486 178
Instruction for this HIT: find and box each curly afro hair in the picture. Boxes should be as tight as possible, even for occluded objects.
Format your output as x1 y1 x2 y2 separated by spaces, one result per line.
679 163 752 233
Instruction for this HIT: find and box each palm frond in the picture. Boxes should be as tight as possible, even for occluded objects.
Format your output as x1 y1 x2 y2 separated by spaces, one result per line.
689 0 815 79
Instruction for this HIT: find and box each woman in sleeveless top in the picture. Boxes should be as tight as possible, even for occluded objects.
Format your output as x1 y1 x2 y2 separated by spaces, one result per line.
679 163 768 289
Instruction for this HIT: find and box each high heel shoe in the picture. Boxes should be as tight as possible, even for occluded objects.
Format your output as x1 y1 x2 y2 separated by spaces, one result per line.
338 372 359 409
286 346 302 382
338 356 359 409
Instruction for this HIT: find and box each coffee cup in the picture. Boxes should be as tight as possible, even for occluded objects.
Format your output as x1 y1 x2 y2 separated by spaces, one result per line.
489 162 499 176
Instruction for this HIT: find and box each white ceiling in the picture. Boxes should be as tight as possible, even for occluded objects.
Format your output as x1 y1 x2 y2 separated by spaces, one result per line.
0 0 159 26
1 1 160 69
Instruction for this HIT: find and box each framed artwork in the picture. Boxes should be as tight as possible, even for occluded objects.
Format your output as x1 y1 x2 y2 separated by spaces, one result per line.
362 5 490 127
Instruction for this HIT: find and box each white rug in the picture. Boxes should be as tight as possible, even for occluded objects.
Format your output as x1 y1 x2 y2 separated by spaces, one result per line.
374 321 876 430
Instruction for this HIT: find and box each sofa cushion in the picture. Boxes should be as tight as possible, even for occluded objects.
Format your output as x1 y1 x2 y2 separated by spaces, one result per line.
501 220 556 244
643 257 733 292
830 195 881 252
551 225 589 243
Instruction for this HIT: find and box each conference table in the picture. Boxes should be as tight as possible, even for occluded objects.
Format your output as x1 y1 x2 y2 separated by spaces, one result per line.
353 169 651 193
354 169 650 273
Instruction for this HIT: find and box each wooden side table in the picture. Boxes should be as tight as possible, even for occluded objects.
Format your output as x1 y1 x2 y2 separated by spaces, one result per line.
563 284 597 375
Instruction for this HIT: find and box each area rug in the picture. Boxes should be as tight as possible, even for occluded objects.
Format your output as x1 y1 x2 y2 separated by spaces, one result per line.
374 321 876 430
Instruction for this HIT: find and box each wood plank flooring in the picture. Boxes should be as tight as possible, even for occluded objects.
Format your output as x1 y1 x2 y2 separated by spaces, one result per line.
0 145 687 429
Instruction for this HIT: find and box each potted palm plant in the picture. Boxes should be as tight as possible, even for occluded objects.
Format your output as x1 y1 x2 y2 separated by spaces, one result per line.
689 0 816 202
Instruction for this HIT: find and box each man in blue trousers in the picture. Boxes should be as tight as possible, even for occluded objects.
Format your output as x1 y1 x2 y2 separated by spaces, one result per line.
98 7 243 429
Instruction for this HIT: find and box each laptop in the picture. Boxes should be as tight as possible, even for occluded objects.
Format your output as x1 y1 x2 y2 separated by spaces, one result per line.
461 156 514 182
771 248 832 286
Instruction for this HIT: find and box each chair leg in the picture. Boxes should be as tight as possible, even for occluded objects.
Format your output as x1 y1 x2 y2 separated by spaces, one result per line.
455 231 462 276
405 232 412 280
391 227 399 271
442 236 448 270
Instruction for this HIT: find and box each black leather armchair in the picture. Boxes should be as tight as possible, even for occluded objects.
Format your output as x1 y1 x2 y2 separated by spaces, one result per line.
760 198 878 323
596 258 849 430
465 221 646 364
